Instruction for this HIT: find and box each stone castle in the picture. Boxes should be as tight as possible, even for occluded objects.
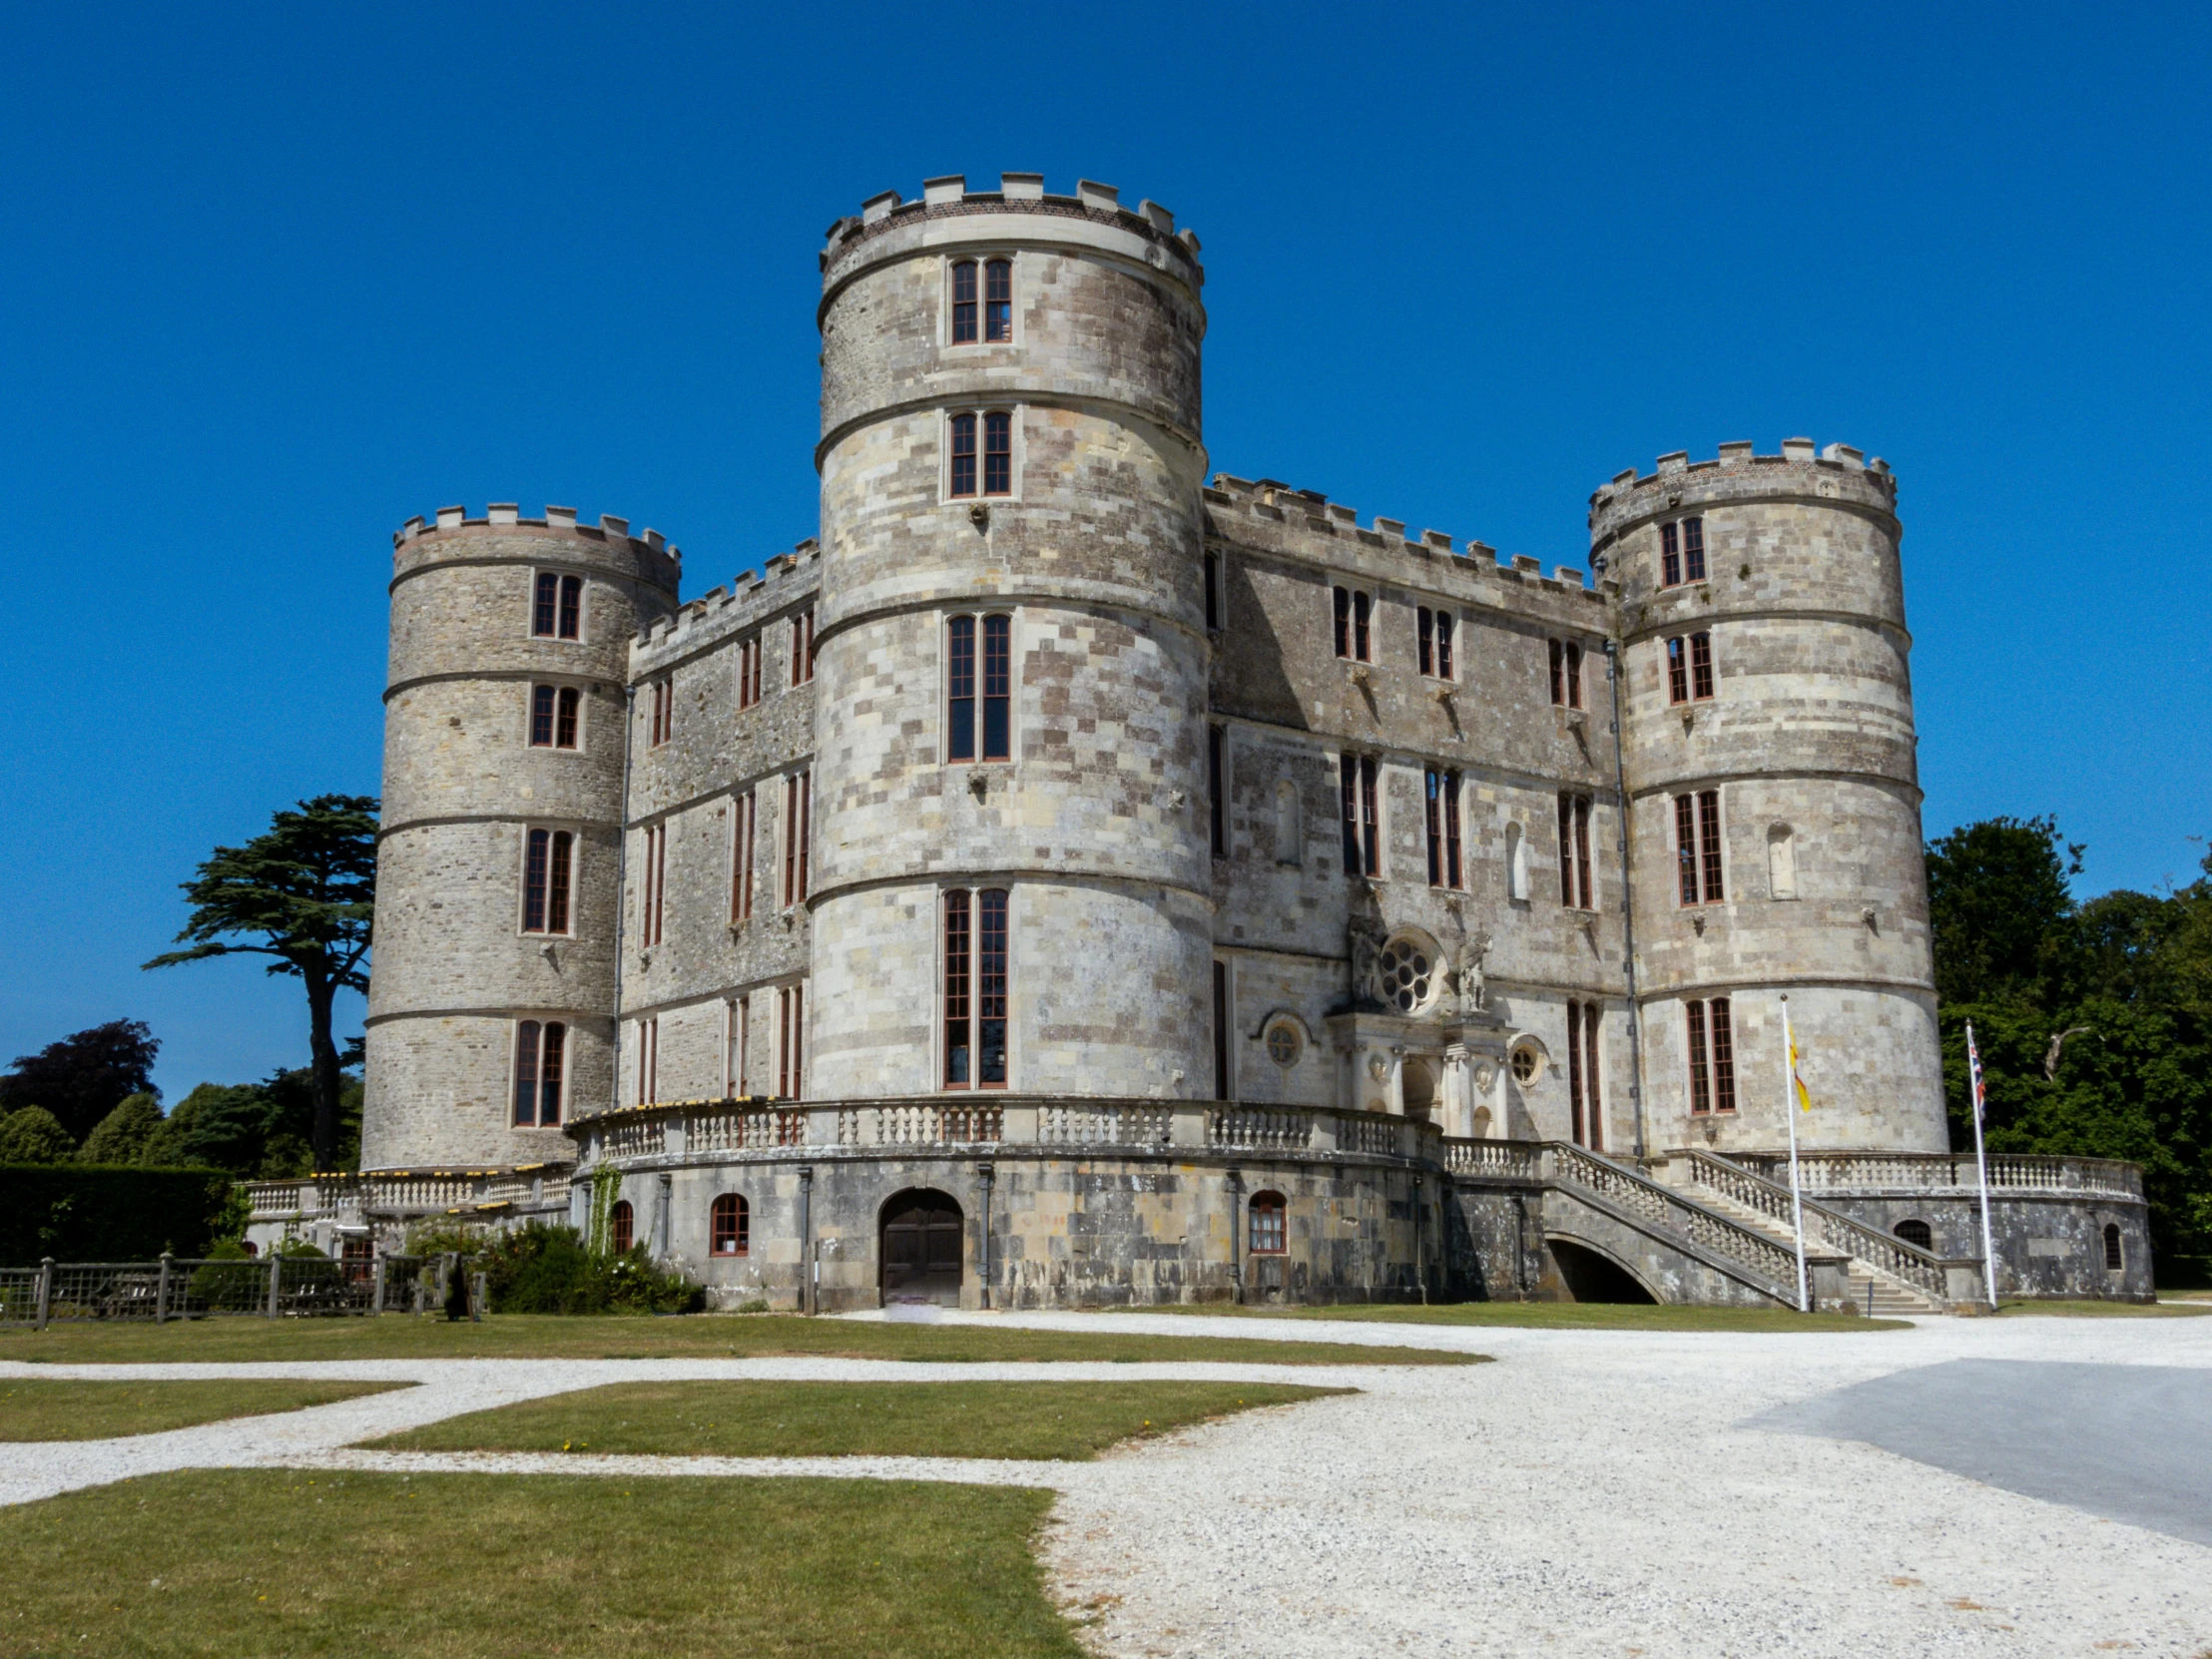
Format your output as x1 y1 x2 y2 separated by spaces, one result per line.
314 172 2150 1310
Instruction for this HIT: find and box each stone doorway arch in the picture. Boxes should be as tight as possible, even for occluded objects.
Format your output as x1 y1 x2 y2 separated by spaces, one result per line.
880 1188 964 1306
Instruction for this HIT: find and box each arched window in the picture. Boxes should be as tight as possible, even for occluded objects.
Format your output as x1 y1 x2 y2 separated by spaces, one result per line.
610 1200 634 1254
2103 1223 2123 1271
1895 1219 1933 1252
512 1019 565 1126
1249 1190 1287 1255
712 1194 750 1257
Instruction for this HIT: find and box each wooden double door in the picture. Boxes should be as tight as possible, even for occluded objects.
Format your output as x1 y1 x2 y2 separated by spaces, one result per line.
880 1189 964 1305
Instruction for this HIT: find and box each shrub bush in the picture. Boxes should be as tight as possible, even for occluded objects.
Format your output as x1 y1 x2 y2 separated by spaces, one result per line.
477 1223 702 1315
0 1165 236 1263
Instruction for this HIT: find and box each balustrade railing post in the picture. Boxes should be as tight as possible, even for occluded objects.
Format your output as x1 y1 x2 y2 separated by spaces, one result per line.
35 1258 53 1331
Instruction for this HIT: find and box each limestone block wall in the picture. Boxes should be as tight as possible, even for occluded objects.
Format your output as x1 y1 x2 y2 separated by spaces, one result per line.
810 176 1215 1101
618 549 821 1104
364 508 678 1169
1593 442 1945 1155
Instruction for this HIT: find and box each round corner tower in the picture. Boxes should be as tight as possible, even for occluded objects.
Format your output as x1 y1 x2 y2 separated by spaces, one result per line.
808 174 1213 1099
362 505 679 1168
1590 439 1945 1155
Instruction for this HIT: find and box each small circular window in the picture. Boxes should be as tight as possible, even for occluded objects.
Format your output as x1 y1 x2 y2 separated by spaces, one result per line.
1377 937 1435 1013
1509 1045 1541 1085
1265 1022 1303 1068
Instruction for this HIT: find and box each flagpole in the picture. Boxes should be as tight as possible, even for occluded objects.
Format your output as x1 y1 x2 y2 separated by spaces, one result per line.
1967 1020 1999 1312
1782 995 1809 1313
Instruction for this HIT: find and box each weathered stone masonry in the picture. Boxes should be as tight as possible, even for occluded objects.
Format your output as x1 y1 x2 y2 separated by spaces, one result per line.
336 173 2153 1308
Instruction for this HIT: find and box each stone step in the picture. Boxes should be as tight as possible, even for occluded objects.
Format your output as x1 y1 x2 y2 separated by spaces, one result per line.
1688 1187 1942 1316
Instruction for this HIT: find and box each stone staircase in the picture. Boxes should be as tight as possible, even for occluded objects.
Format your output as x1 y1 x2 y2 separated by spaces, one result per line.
1659 1148 1950 1316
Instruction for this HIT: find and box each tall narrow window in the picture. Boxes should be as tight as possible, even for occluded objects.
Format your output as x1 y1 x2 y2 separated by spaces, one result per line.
1418 607 1435 676
739 999 756 1106
1682 516 1706 583
792 609 815 686
559 575 581 640
1662 517 1705 587
943 889 971 1087
523 829 574 935
1677 791 1724 904
1334 587 1353 659
1667 637 1691 705
639 825 666 947
534 572 559 638
777 984 804 1098
1566 1000 1586 1147
943 888 1008 1090
981 614 1010 760
1424 770 1462 889
1275 781 1302 866
983 259 1012 340
1354 591 1372 662
1340 755 1361 872
738 636 762 710
1434 610 1453 679
611 1200 634 1254
783 772 811 906
731 791 756 922
949 412 977 497
1204 552 1222 632
2104 1223 2124 1271
1213 959 1232 1101
514 1019 565 1127
1565 642 1583 709
648 679 673 747
950 259 977 343
1661 521 1682 588
556 686 579 749
1343 756 1379 876
1209 726 1228 857
1709 996 1735 1113
532 685 557 747
1556 795 1592 910
712 1194 750 1256
1698 789 1725 902
1686 1000 1711 1114
1690 631 1715 700
636 1016 659 1105
1582 1004 1602 1150
947 616 976 763
983 411 1011 496
1549 638 1566 705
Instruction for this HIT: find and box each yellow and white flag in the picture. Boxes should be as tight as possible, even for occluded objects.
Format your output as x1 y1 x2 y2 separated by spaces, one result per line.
1788 1028 1814 1113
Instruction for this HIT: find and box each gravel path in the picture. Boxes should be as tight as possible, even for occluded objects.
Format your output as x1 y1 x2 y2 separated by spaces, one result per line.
6 1313 2210 1656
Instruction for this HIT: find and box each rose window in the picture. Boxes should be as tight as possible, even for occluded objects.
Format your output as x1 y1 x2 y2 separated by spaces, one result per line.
1266 1023 1303 1067
1377 937 1434 1013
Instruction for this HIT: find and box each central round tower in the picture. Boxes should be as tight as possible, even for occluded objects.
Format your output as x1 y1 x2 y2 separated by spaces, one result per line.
808 174 1212 1099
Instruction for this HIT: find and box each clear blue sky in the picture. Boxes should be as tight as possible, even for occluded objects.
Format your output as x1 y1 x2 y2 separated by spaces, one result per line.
2 3 2206 1104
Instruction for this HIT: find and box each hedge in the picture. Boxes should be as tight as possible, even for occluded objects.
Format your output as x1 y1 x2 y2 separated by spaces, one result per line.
0 1165 237 1264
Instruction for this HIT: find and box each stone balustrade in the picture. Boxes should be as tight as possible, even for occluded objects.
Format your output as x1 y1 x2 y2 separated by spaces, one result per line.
1726 1150 2143 1201
244 1165 570 1226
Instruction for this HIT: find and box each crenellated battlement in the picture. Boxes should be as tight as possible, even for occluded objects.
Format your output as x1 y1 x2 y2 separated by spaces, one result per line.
1586 440 1901 552
391 504 682 565
630 537 822 669
821 172 1202 277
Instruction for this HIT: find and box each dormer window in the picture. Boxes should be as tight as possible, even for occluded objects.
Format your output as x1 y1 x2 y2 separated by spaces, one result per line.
951 259 1012 344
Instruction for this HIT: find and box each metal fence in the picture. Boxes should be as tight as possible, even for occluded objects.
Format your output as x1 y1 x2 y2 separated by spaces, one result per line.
0 1254 486 1328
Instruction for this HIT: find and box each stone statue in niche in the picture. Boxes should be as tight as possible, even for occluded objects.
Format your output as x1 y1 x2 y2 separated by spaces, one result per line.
1453 931 1491 1016
1348 913 1386 1012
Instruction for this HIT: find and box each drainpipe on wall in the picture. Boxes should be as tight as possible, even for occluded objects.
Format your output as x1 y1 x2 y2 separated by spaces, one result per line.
1412 1173 1427 1305
609 683 639 1116
1227 1168 1243 1305
798 1165 815 1316
1601 637 1648 1160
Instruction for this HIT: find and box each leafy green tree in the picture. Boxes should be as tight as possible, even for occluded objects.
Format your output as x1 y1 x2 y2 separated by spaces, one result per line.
144 796 376 1171
1926 816 2080 1007
78 1093 165 1165
0 1019 160 1143
0 1107 77 1165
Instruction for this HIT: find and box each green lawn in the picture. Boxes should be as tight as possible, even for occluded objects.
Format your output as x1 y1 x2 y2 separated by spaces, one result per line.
370 1380 1348 1461
0 1378 407 1440
1118 1301 1908 1333
0 1313 1479 1367
0 1469 1085 1659
1993 1298 2212 1318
